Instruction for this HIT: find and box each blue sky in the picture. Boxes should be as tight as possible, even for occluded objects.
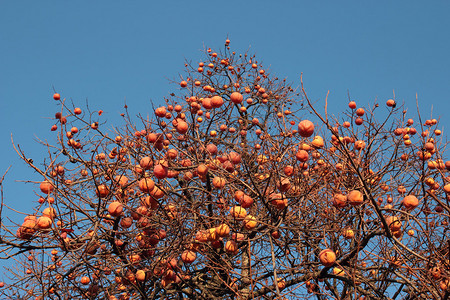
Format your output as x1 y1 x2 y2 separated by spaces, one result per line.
1 0 449 276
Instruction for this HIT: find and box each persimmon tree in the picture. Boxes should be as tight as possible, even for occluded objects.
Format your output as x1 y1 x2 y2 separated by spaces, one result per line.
1 38 450 299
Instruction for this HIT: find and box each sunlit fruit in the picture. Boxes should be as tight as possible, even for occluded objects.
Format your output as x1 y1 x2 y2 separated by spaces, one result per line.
212 176 226 189
108 201 124 217
347 190 364 206
139 178 155 193
43 207 56 219
40 181 54 194
176 120 189 134
298 120 315 137
225 240 238 253
402 195 419 210
296 150 308 162
230 92 243 104
216 224 230 237
136 270 146 282
181 250 197 264
332 194 347 208
243 215 257 230
386 99 395 107
154 164 168 179
319 249 336 267
80 276 90 285
342 228 354 239
96 184 109 198
385 216 401 232
230 206 247 219
311 136 324 148
37 216 52 230
211 96 224 108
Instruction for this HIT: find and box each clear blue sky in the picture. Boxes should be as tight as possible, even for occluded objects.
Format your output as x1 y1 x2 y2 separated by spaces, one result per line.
1 0 449 275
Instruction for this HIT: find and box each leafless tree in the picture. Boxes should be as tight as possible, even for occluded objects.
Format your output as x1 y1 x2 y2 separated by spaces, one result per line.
1 39 449 300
